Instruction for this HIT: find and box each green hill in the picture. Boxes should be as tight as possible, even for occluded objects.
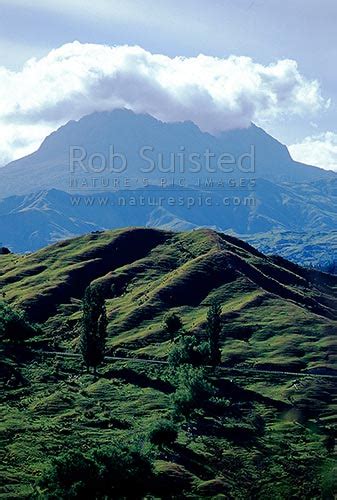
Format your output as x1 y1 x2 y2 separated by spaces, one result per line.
1 228 337 498
1 227 336 373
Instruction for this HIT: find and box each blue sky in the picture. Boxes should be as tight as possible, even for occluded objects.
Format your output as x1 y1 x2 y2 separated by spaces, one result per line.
0 0 336 169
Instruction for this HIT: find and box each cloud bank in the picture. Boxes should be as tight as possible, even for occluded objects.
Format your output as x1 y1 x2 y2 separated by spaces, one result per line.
289 132 337 171
0 41 329 165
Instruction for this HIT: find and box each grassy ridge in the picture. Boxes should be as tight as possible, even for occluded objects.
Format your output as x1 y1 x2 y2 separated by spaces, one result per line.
0 227 336 373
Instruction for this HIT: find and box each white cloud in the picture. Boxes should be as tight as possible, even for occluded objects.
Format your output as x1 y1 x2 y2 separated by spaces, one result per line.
289 132 337 171
0 41 329 165
0 123 52 166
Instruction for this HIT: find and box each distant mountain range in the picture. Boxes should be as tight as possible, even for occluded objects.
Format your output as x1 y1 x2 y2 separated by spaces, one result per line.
0 109 336 260
0 109 335 199
0 182 337 259
245 230 337 267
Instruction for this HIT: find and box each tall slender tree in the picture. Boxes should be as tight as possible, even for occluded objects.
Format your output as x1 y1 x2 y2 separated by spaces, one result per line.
80 285 107 374
206 302 222 366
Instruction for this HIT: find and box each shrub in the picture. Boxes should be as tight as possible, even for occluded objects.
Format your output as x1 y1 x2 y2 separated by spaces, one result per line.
149 419 178 448
168 333 209 367
37 444 154 499
163 313 183 339
321 464 337 499
0 302 39 344
172 366 214 419
37 450 100 499
92 445 154 498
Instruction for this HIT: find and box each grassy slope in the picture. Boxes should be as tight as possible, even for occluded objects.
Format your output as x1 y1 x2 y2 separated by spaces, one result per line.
1 227 336 373
1 228 337 498
0 356 334 499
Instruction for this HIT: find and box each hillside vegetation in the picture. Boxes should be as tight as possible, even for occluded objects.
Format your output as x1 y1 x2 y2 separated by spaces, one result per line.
1 228 337 498
1 227 336 373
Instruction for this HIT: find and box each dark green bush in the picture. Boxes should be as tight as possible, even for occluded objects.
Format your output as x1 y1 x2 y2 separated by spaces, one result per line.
92 445 153 498
172 366 214 418
0 302 39 344
37 443 154 499
149 419 178 448
163 312 183 339
37 450 100 499
168 333 209 367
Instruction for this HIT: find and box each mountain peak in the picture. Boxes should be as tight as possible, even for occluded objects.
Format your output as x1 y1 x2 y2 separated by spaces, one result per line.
0 109 334 201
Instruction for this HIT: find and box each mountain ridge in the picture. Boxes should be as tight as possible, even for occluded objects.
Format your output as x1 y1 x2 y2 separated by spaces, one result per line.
1 179 337 253
0 109 335 201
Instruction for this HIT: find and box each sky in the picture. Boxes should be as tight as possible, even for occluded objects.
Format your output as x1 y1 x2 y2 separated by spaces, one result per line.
0 0 336 170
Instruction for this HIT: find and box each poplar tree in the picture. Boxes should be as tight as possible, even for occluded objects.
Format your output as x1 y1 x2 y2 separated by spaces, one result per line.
206 302 222 366
80 285 107 374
